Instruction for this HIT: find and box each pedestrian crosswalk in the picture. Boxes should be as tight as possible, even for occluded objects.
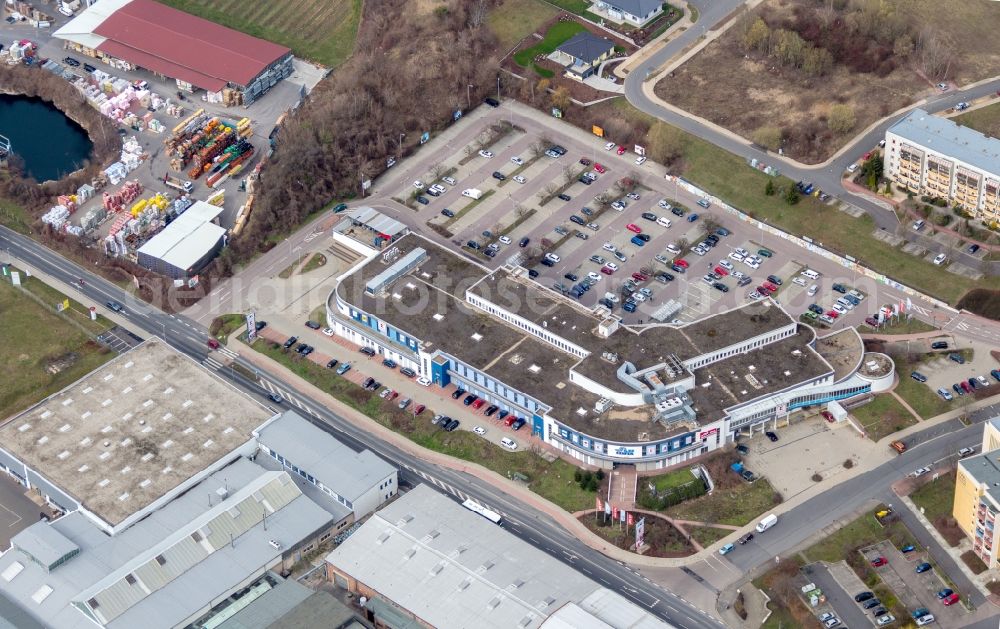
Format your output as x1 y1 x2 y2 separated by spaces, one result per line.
400 463 509 520
203 357 224 371
258 378 320 418
218 346 239 360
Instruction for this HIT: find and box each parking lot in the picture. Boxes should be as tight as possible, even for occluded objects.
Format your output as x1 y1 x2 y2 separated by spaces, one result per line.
371 102 908 331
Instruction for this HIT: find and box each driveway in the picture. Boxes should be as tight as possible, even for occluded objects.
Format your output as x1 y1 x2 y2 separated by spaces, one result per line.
805 562 875 628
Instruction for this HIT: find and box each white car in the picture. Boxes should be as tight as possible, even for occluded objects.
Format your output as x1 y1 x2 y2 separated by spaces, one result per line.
498 235 512 245
545 253 561 263
473 425 487 436
611 201 626 211
876 614 895 627
913 467 931 477
959 447 975 457
792 277 807 287
511 156 524 166
513 175 526 184
635 156 647 165
933 253 946 265
745 259 761 269
604 262 619 271
665 243 681 254
734 247 749 257
479 149 494 158
322 327 335 336
632 293 647 303
500 437 518 450
658 199 672 210
412 180 425 189
442 176 457 185
429 183 446 194
416 376 432 386
729 251 745 262
847 163 858 173
692 246 707 256
656 216 672 228
719 260 734 271
748 291 762 301
602 242 617 252
654 254 668 264
603 292 620 303
732 270 746 279
832 304 848 315
588 271 602 281
604 142 616 151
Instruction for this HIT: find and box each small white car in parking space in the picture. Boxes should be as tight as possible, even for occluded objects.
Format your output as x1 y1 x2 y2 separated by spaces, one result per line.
876 614 895 626
605 262 619 271
719 260 734 271
658 199 672 210
832 304 848 315
732 270 746 279
632 293 647 303
603 242 617 252
588 272 602 282
498 235 512 245
473 425 487 436
413 180 424 189
792 277 807 287
429 184 446 195
513 175 526 184
734 247 749 257
322 327 335 336
729 251 745 262
511 156 524 165
604 292 620 303
654 254 668 264
819 314 835 324
479 149 494 158
442 176 457 185
666 243 681 253
656 216 672 228
416 376 432 386
916 614 935 626
823 618 839 629
501 437 518 450
692 246 707 256
614 250 627 262
545 253 561 263
635 156 647 165
587 222 600 231
611 201 626 211
748 291 763 301
912 467 932 477
933 253 947 265
604 142 616 151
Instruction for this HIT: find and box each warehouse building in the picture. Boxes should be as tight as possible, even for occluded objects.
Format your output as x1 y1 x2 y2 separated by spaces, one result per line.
54 0 293 105
885 108 1000 223
0 342 386 628
326 484 673 629
327 233 878 470
136 200 226 278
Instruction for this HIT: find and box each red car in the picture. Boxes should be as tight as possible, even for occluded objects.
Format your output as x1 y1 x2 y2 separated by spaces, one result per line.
714 266 728 277
472 398 486 410
762 281 778 292
826 310 839 319
632 272 649 281
757 285 773 295
865 316 879 327
871 556 887 567
594 163 607 174
504 415 517 427
601 266 614 275
675 259 689 268
616 145 627 155
626 223 642 233
413 404 426 415
821 411 835 422
863 151 872 161
960 381 972 393
942 592 959 605
388 390 399 400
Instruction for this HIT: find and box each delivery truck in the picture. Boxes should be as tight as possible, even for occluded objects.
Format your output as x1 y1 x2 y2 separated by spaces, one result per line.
462 188 483 200
163 175 193 194
756 513 778 533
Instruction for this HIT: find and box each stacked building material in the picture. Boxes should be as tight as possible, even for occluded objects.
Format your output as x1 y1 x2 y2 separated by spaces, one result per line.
102 180 143 213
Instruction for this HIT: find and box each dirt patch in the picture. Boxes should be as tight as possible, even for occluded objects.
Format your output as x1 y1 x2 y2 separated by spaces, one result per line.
578 511 695 557
932 515 967 547
653 0 1000 163
957 288 1000 321
960 549 988 575
44 352 79 375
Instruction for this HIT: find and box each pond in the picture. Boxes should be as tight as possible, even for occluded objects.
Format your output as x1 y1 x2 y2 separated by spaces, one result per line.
0 94 93 182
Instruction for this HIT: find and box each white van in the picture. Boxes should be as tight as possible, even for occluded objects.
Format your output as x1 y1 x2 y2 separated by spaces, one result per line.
58 6 74 16
756 513 778 533
801 269 819 280
500 437 517 450
462 188 483 199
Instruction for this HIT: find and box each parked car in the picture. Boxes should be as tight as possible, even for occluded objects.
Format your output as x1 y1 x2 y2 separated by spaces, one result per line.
765 431 778 442
941 592 960 606
719 543 735 555
916 562 932 573
854 591 874 603
871 556 887 567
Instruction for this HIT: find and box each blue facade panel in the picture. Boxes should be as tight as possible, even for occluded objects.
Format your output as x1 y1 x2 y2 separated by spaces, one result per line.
431 361 450 387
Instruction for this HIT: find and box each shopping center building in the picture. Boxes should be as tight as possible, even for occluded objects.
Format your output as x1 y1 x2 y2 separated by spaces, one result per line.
327 234 884 470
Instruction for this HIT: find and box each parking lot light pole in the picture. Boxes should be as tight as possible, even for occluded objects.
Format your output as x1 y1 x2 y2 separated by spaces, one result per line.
467 84 473 109
397 133 405 161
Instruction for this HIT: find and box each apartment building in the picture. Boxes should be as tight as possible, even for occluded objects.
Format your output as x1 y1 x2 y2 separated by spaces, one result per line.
885 108 1000 223
953 417 1000 568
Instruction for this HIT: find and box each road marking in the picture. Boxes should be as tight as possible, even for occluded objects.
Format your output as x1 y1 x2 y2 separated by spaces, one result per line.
0 503 22 528
203 358 224 370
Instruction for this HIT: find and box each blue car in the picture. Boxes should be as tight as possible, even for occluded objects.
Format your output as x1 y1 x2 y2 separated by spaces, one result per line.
916 562 932 573
900 544 915 553
630 235 646 247
687 213 699 222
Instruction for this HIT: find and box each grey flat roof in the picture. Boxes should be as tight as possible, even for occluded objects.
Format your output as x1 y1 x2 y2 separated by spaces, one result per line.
342 206 407 237
556 31 614 65
254 412 395 503
0 457 332 629
214 578 357 629
136 200 225 271
10 524 79 570
0 341 274 528
888 108 1000 177
325 485 671 629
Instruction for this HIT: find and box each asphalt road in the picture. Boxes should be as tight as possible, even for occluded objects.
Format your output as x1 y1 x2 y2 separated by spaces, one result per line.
804 563 873 629
0 225 722 629
623 1 1000 274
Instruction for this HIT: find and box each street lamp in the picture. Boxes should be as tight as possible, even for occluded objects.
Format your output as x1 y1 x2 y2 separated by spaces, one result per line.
467 84 473 109
397 133 405 161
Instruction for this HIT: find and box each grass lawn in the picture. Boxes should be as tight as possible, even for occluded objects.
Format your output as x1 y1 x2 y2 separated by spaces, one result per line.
953 102 1000 139
488 0 559 49
0 274 114 421
803 506 917 563
300 253 327 274
851 394 917 440
251 339 596 512
210 314 246 342
862 318 939 335
158 0 361 67
0 196 32 234
542 0 591 15
665 478 781 526
9 268 113 336
513 21 585 68
604 98 1000 305
647 467 700 492
894 374 952 420
686 524 732 548
910 470 956 522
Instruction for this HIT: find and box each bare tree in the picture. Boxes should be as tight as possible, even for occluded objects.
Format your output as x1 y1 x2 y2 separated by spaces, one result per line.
528 141 545 159
540 183 559 199
468 0 488 27
515 203 529 218
562 166 577 185
430 164 447 180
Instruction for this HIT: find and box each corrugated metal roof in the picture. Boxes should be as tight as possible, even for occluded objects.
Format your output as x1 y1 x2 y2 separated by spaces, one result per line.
325 485 673 629
255 412 396 505
344 206 407 237
90 0 290 90
888 108 1000 177
52 0 130 49
137 200 225 273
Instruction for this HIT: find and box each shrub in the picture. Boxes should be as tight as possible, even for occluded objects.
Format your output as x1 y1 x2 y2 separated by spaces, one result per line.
811 473 823 482
844 459 854 469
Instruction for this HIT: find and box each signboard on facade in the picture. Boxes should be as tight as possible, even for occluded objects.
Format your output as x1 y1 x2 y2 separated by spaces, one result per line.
699 428 719 439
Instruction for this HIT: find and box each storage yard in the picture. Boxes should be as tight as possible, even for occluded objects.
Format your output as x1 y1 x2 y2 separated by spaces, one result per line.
1 0 323 279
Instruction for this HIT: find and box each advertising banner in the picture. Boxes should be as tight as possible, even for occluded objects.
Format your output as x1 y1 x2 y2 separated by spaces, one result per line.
246 311 257 343
592 125 604 137
636 517 646 547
